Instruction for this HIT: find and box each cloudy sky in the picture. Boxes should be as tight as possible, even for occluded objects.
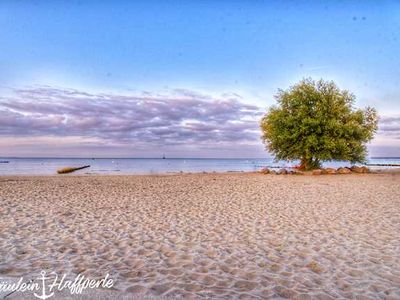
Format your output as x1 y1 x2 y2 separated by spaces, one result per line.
0 1 399 158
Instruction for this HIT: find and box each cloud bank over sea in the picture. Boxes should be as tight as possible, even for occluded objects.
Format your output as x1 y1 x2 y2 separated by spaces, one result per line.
0 87 265 157
0 86 398 157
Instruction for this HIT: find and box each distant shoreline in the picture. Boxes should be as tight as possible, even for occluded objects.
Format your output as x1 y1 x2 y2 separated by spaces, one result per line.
1 157 400 176
1 168 400 178
2 156 400 159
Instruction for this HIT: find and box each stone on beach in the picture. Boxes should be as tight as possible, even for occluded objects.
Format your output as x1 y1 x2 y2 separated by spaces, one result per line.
337 167 352 174
351 166 370 173
277 168 288 175
312 169 323 175
350 166 363 173
291 170 304 175
322 168 336 175
361 166 371 173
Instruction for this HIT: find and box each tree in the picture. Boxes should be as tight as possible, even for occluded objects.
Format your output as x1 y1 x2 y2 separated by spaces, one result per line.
260 78 378 170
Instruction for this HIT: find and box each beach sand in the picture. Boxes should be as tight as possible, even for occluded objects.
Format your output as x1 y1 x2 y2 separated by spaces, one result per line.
0 172 399 299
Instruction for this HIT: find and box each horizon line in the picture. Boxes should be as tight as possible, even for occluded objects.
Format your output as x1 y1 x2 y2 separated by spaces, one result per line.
1 156 399 160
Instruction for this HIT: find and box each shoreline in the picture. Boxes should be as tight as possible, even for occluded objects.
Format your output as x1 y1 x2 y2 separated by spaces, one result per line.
2 158 400 177
1 167 400 177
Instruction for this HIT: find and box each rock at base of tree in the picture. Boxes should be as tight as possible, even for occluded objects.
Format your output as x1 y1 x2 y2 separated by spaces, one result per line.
322 168 336 175
337 167 352 174
260 168 270 174
350 166 362 173
278 168 288 175
291 170 304 175
351 166 370 173
361 166 370 173
312 169 322 175
350 166 366 174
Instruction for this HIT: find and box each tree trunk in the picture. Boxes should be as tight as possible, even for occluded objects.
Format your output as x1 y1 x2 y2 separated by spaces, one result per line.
299 156 321 170
299 156 309 171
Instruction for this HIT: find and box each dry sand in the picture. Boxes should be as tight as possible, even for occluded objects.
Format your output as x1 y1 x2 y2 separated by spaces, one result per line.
0 172 399 299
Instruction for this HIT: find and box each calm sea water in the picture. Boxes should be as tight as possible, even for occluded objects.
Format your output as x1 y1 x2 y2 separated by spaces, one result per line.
0 157 399 175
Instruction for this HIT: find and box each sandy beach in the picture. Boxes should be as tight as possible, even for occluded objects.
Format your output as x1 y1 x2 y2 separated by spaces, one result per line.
1 172 400 299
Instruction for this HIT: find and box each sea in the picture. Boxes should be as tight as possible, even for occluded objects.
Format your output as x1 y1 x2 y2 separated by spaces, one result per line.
0 157 399 175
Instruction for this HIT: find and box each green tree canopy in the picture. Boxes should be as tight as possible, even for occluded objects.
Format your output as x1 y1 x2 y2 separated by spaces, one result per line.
260 78 378 170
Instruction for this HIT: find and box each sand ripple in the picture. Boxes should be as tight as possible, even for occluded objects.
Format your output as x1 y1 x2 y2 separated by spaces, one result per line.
0 173 399 299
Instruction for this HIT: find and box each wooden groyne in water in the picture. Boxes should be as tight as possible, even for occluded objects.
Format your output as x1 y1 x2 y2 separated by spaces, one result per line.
57 165 90 174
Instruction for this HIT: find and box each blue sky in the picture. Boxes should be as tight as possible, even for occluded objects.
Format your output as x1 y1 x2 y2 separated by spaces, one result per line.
0 1 399 157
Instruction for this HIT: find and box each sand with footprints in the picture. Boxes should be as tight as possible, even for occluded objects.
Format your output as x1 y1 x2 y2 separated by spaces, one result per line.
0 172 399 299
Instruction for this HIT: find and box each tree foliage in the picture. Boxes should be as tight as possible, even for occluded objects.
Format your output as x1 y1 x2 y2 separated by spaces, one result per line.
260 78 378 170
